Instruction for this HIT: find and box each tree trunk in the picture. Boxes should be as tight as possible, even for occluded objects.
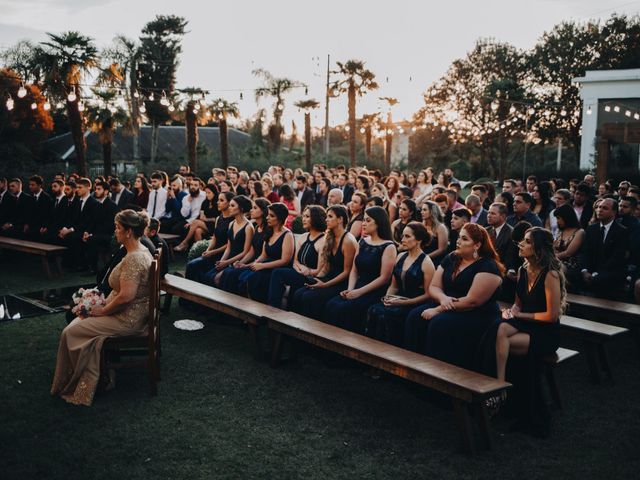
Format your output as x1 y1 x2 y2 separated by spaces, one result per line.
304 112 311 171
385 133 392 171
186 101 198 173
220 118 229 169
150 121 159 164
129 59 140 160
66 95 87 176
365 126 372 159
348 81 356 168
102 140 112 177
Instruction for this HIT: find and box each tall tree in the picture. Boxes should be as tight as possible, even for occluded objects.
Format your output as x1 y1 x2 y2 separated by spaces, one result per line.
331 59 378 168
37 31 98 176
210 98 239 169
379 97 398 171
138 15 188 163
85 90 128 176
176 88 208 173
253 68 304 152
360 113 379 160
294 99 320 171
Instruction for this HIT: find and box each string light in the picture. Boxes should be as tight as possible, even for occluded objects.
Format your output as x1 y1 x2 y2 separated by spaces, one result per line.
139 103 146 113
614 105 620 113
625 110 631 117
43 100 51 111
77 101 84 112
30 102 37 110
168 104 175 112
17 82 27 98
148 93 154 101
133 90 140 99
586 106 592 115
67 87 77 102
6 96 14 111
604 105 611 112
160 91 170 106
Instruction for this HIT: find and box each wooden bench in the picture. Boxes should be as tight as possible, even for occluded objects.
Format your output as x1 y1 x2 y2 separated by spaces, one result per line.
265 310 511 454
567 293 640 357
159 233 180 245
161 273 282 357
542 347 579 410
0 236 66 278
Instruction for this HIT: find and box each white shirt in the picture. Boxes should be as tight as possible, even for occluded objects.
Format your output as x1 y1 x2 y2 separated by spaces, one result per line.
114 189 122 205
180 190 206 224
146 187 167 219
79 193 90 211
493 222 505 239
600 219 614 243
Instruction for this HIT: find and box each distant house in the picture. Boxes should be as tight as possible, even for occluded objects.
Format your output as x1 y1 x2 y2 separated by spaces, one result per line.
41 125 252 175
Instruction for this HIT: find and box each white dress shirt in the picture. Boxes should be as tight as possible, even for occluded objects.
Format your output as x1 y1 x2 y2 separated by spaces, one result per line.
146 187 168 219
180 190 206 224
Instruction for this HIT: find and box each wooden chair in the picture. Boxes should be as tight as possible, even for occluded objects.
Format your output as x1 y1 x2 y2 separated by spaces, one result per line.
101 250 162 396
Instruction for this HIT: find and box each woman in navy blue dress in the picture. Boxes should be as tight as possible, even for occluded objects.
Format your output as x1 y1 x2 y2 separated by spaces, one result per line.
404 223 503 371
219 198 269 295
243 203 295 303
323 206 397 333
366 222 435 346
267 206 326 308
490 227 563 435
184 191 234 284
291 205 358 320
210 195 254 287
347 192 367 241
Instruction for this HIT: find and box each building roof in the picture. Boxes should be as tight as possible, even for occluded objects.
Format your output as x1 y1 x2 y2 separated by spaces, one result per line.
41 125 251 162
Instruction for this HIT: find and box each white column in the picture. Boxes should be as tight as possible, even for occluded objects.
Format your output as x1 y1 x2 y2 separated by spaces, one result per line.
579 96 599 170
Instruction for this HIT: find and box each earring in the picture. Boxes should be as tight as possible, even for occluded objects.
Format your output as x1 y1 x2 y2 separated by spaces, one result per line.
473 249 479 260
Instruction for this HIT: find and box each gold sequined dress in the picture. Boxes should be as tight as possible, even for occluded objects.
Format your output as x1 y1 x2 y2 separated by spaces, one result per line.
51 250 152 406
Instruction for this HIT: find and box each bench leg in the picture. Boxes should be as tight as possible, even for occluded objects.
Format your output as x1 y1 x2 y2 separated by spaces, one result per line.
597 344 613 381
161 293 173 313
452 399 476 454
632 327 640 362
473 401 494 450
585 343 602 384
41 256 53 279
55 255 64 276
545 366 563 410
270 332 283 368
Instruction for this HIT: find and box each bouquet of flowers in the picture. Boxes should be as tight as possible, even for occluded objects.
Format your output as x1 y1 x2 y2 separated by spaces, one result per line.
71 288 106 318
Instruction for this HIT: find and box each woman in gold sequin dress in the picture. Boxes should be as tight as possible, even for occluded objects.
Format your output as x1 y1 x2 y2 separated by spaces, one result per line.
51 210 153 406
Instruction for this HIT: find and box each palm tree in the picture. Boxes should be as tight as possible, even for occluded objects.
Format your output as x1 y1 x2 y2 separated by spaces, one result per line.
379 97 399 171
360 113 380 160
294 99 320 171
331 60 378 168
85 90 129 176
178 88 209 173
253 68 304 152
38 31 98 176
210 98 239 169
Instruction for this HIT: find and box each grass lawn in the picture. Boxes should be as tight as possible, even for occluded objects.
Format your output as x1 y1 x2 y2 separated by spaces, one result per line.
1 252 640 479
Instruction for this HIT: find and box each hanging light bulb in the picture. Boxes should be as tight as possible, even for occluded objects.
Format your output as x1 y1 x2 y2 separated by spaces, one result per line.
491 101 499 112
217 101 224 108
109 106 117 114
168 104 175 112
56 102 64 109
194 103 200 111
614 105 620 113
344 125 350 132
560 109 567 117
634 113 640 120
43 99 51 111
239 92 244 100
17 82 27 98
359 127 365 134
527 108 535 115
604 105 611 112
586 106 592 115
139 103 146 113
473 99 480 107
30 102 37 110
398 128 404 134
6 96 14 111
148 93 154 101
509 106 516 114
77 101 85 112
192 109 198 115
67 86 77 102
411 126 417 132
625 110 631 117
160 91 169 106
133 90 140 99
277 103 284 111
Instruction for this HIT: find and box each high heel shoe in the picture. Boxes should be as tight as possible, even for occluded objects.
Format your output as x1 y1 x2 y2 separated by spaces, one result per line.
173 243 188 252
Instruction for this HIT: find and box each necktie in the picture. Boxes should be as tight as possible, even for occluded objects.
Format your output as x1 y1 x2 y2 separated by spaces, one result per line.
601 225 606 244
55 198 60 208
152 190 158 217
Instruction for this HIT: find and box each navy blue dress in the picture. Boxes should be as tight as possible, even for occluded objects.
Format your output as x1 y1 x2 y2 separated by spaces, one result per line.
243 230 293 303
404 252 502 371
323 238 394 332
292 231 349 320
185 214 234 284
202 220 249 286
365 252 426 346
267 232 324 308
220 224 264 295
423 230 445 267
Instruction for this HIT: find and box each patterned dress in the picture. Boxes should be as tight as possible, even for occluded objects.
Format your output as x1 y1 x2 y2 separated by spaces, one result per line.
51 249 152 406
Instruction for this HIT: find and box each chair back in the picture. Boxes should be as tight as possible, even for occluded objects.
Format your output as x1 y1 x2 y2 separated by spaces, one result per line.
147 249 161 354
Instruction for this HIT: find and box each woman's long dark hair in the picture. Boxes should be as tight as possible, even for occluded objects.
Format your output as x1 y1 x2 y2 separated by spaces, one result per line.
365 206 393 241
265 202 289 240
553 203 580 229
279 183 296 202
321 205 350 267
253 198 271 229
305 205 327 232
525 227 567 313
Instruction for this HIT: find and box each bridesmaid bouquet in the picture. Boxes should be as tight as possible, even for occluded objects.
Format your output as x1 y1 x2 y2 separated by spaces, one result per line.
71 288 106 318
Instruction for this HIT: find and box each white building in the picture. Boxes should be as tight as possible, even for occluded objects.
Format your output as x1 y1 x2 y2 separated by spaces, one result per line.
573 69 640 171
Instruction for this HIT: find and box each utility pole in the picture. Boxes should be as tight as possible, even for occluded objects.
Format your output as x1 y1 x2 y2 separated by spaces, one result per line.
324 54 331 156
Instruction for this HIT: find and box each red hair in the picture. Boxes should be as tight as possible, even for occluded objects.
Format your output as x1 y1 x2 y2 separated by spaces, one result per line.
459 223 505 276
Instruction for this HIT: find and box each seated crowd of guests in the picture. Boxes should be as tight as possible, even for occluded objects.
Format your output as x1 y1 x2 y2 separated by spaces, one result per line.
3 164 639 428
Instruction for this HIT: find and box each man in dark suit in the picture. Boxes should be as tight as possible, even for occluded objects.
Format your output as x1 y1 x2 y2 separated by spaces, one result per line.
486 202 513 263
160 175 188 233
573 182 594 230
0 177 16 226
26 175 53 239
465 193 488 227
1 178 35 238
578 198 629 299
295 175 315 210
37 179 68 244
58 177 100 270
336 173 354 204
506 192 543 227
85 181 119 273
109 177 134 211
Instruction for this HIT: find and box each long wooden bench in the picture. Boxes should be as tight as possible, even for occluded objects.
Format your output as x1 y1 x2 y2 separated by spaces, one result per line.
162 274 510 453
567 293 640 358
0 236 66 278
158 233 180 245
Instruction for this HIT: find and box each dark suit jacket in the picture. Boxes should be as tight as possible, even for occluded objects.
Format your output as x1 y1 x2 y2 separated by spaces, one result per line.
29 191 53 231
486 223 513 262
94 198 118 237
341 185 354 204
111 188 135 211
9 192 35 228
70 195 100 234
48 196 69 233
576 202 594 230
578 221 628 280
298 187 315 210
0 191 16 225
473 208 488 227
